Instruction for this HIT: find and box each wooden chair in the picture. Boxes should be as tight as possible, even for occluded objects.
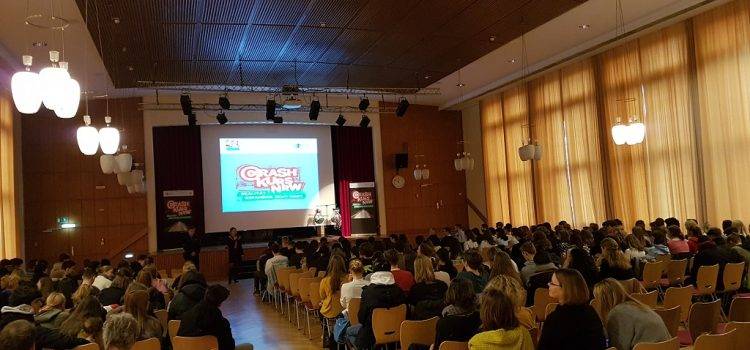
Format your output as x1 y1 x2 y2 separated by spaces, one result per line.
400 317 439 350
631 290 659 308
154 309 168 335
168 319 180 341
132 337 161 350
687 299 722 345
372 304 407 347
532 288 556 322
662 259 688 287
439 341 469 350
641 260 667 291
728 297 750 322
619 278 646 294
170 269 182 279
721 262 745 295
663 286 692 322
304 279 323 339
172 335 219 350
73 344 99 350
291 271 314 329
308 267 317 275
348 298 361 326
157 269 168 279
725 321 750 349
544 303 558 319
653 306 681 338
694 264 719 299
693 329 736 350
632 337 679 350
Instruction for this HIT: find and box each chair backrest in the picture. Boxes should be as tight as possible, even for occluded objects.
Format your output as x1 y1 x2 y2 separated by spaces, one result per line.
532 288 556 322
545 303 558 318
158 269 168 279
695 264 719 296
631 290 659 308
172 335 219 350
663 286 692 322
372 304 407 345
277 267 295 291
132 337 161 350
317 270 326 278
642 261 667 289
154 309 169 335
73 344 99 350
632 337 679 350
298 277 313 303
693 329 736 350
725 321 750 349
171 268 182 279
656 254 672 263
666 259 688 286
618 278 646 294
289 272 301 297
168 319 181 340
400 317 439 350
729 297 750 322
653 306 681 337
308 281 322 309
688 299 722 341
348 298 361 325
723 262 745 293
439 341 469 350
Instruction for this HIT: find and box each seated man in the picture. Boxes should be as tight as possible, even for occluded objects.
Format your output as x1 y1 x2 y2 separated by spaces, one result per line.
178 285 252 350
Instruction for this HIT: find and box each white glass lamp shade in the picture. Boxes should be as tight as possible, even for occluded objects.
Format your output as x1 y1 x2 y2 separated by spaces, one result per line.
454 158 463 171
99 155 116 174
611 123 628 145
518 144 534 161
467 157 475 170
421 168 430 180
76 124 100 155
129 169 144 186
98 126 120 155
39 66 70 110
11 71 42 114
53 78 80 118
413 167 422 181
135 179 146 194
534 144 542 160
117 172 131 186
115 153 133 173
626 122 645 145
126 184 135 194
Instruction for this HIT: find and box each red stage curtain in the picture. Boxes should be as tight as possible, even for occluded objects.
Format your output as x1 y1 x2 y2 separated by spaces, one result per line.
331 127 375 236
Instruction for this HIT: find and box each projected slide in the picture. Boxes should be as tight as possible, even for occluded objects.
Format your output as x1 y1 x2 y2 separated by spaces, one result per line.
220 138 319 213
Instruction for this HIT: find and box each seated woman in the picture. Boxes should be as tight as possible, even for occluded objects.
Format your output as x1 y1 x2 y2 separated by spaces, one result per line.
489 251 520 283
597 238 635 281
435 248 458 279
348 271 406 350
593 278 670 350
124 290 163 340
667 226 690 255
484 275 535 330
645 230 671 260
456 250 489 294
468 288 534 349
537 269 607 350
34 292 68 329
319 255 347 347
563 248 599 291
340 259 370 317
408 256 448 320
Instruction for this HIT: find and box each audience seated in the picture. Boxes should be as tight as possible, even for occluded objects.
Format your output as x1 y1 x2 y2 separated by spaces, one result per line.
484 275 535 330
167 270 207 320
593 278 670 350
34 292 67 329
597 238 635 281
123 290 162 340
385 249 414 292
435 248 458 279
98 271 131 306
407 256 447 320
178 285 241 350
0 319 35 350
340 259 369 314
434 279 480 347
468 288 533 349
319 254 347 347
456 250 489 293
488 250 520 283
348 271 405 349
103 313 137 350
93 266 115 291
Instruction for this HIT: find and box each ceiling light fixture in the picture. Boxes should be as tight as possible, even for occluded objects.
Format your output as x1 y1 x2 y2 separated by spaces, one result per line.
98 116 120 155
266 98 276 120
489 35 496 42
336 114 346 126
359 115 370 128
11 55 42 114
578 24 590 30
39 50 70 110
395 97 409 117
216 111 228 125
358 96 370 111
218 94 230 109
507 58 517 63
76 115 99 155
282 95 303 109
309 99 320 120
456 83 466 88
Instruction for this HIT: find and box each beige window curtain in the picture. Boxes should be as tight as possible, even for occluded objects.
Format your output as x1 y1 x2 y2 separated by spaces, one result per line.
693 0 750 226
0 91 19 259
501 86 536 226
480 95 511 225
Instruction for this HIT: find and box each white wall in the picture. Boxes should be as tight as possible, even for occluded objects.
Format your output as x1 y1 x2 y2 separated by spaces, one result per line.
461 102 487 228
142 93 386 252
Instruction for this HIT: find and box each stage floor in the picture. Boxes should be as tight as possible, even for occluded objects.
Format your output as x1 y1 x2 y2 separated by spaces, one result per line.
221 279 323 349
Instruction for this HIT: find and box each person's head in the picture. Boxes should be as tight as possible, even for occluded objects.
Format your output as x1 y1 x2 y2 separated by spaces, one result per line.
60 295 104 337
665 217 680 228
732 220 747 235
384 249 400 268
82 316 103 339
593 278 646 321
413 255 435 283
599 237 631 270
521 242 536 262
9 284 42 307
135 270 152 288
667 226 684 240
0 320 36 350
229 227 237 236
479 288 519 331
533 251 553 265
100 265 115 279
489 251 521 282
326 254 347 293
187 226 196 237
41 292 66 312
359 242 373 258
463 249 483 272
348 259 365 278
110 273 131 290
625 234 644 251
124 290 150 335
444 278 476 311
484 275 526 308
417 242 435 258
723 220 733 232
549 269 590 305
204 285 230 307
103 313 137 350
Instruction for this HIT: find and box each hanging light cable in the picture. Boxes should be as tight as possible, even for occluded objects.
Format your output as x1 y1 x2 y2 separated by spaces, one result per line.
53 0 80 119
76 0 99 155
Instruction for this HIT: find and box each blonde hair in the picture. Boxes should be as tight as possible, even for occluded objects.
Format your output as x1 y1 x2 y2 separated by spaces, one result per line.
732 220 748 236
39 292 66 313
414 255 435 283
484 275 526 307
599 238 631 270
348 259 364 276
555 269 590 305
71 283 92 305
182 261 197 273
593 278 646 322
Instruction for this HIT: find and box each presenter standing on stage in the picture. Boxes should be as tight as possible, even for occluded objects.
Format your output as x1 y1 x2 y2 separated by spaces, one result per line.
183 226 202 270
227 227 244 283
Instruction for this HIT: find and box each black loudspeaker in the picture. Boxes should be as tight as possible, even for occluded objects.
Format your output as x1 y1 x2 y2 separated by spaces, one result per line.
266 100 276 120
309 100 321 120
395 153 408 170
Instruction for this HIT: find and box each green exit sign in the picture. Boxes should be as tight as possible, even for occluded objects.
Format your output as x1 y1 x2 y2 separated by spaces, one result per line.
57 217 68 225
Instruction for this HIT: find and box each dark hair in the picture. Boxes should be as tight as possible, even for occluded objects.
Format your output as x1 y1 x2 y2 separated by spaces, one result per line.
445 278 476 311
665 217 680 228
270 242 280 254
0 320 36 350
723 220 733 231
359 242 374 258
204 285 230 306
533 251 552 265
667 225 684 240
479 288 519 331
463 249 483 271
59 296 104 337
9 284 41 306
652 231 667 245
384 249 400 266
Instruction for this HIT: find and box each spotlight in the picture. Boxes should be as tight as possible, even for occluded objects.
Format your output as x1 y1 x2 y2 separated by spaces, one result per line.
266 99 276 120
180 93 192 116
216 111 228 125
358 97 370 111
336 114 346 126
273 116 283 124
396 97 409 117
218 95 230 110
187 112 197 127
359 115 370 128
309 100 321 120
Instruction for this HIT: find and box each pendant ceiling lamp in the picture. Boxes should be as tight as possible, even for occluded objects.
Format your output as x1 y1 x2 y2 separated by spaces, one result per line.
100 155 116 174
98 116 120 155
39 52 70 111
54 73 81 118
11 55 42 114
76 115 99 155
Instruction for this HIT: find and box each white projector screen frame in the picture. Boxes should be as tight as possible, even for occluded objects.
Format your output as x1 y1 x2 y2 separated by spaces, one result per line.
201 124 336 233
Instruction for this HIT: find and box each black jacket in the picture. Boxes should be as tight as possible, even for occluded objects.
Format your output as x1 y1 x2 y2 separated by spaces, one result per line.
407 281 447 320
434 311 481 348
58 277 78 309
355 284 406 349
598 261 635 281
227 236 244 264
97 286 125 306
178 301 234 350
182 234 202 260
537 303 606 350
168 277 207 320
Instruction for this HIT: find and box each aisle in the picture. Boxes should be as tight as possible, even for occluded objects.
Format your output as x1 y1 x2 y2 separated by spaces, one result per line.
220 279 323 349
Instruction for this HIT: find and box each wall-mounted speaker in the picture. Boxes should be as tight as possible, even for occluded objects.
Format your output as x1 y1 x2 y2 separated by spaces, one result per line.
395 153 408 170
